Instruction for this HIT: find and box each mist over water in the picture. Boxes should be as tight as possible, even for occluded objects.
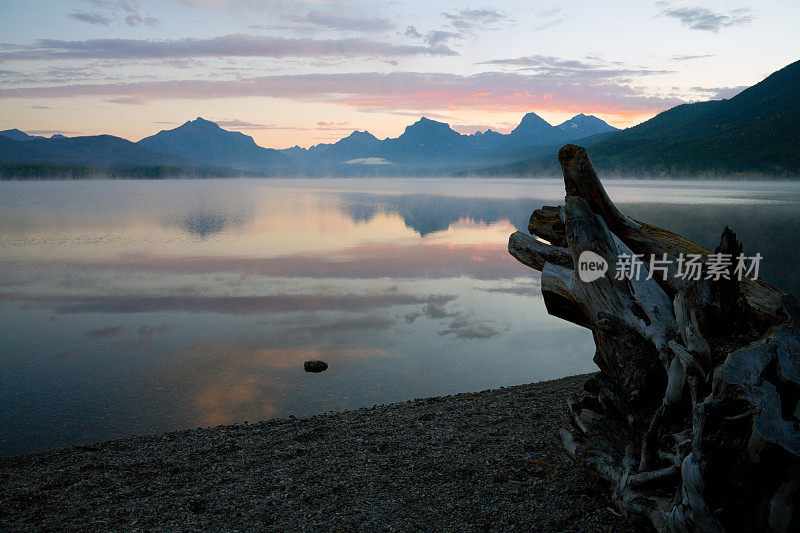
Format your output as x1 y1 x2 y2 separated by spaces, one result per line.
1 177 798 456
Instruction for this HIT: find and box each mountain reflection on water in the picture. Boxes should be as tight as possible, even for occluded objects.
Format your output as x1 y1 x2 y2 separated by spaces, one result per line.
0 177 798 456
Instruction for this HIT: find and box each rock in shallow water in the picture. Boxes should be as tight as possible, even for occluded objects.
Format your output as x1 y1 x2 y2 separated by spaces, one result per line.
304 360 328 373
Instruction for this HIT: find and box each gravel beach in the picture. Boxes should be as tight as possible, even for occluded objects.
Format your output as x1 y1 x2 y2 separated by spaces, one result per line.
0 373 635 532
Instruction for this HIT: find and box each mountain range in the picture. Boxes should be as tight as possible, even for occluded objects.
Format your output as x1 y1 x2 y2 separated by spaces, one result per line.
2 58 798 178
482 58 800 177
0 112 616 178
278 112 618 175
0 113 615 177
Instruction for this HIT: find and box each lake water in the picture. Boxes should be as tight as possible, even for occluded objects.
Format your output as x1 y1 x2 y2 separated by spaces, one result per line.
1 178 799 456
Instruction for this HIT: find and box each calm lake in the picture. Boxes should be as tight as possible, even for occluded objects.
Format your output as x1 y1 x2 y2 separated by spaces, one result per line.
1 178 799 456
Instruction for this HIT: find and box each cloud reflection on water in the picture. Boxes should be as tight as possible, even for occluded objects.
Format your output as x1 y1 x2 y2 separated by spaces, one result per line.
162 342 397 427
8 178 792 455
6 240 527 281
4 291 459 316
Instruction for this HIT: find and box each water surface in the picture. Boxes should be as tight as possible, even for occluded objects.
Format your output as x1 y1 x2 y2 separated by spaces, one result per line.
1 178 798 456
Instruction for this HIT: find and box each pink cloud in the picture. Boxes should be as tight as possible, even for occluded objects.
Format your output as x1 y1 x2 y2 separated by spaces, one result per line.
213 119 354 132
0 71 683 116
9 241 531 281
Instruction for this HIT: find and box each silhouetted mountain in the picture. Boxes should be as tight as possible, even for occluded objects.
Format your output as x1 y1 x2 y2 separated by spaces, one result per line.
375 117 472 164
137 117 295 175
492 59 800 177
1 112 621 178
507 112 560 147
283 113 616 174
281 143 331 165
490 112 618 149
316 130 381 162
617 101 722 138
1 129 39 141
281 130 383 175
465 129 508 152
555 113 619 138
332 131 380 161
276 112 616 174
0 134 208 169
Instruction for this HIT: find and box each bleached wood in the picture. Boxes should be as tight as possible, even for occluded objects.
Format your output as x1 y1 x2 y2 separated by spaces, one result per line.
509 144 800 532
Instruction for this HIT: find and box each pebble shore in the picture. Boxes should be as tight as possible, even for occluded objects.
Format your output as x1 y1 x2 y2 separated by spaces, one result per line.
0 373 636 531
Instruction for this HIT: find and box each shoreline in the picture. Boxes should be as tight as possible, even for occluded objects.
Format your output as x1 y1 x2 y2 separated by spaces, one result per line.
0 373 634 531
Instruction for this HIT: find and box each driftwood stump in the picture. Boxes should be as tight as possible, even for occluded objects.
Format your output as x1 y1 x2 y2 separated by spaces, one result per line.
509 145 800 531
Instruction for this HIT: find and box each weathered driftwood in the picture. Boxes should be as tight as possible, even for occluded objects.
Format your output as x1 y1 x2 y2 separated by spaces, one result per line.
509 144 800 531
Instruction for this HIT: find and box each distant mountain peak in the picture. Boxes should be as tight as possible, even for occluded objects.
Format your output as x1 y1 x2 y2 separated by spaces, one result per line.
510 112 553 135
555 114 618 135
521 111 547 119
403 117 459 138
180 117 222 129
343 130 378 141
0 128 37 141
409 116 449 127
518 111 551 124
505 111 556 146
137 116 294 174
331 130 379 149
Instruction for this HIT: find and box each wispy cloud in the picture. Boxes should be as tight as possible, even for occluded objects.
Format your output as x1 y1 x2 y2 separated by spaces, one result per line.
479 54 671 79
316 120 350 129
404 26 422 39
212 119 353 131
533 7 567 31
442 8 506 33
690 85 748 99
173 0 327 6
280 10 394 32
656 2 754 33
215 119 280 129
0 34 456 61
24 129 76 136
358 109 453 121
118 0 158 27
68 10 112 26
5 291 457 316
0 65 112 86
68 0 159 28
404 26 461 47
424 30 460 47
669 54 714 61
107 96 148 104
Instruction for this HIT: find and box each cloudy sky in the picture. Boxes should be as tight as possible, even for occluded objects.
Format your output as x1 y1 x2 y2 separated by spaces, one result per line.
0 0 797 148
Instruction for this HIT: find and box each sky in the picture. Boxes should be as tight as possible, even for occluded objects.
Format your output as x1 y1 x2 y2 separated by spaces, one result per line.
0 0 798 148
